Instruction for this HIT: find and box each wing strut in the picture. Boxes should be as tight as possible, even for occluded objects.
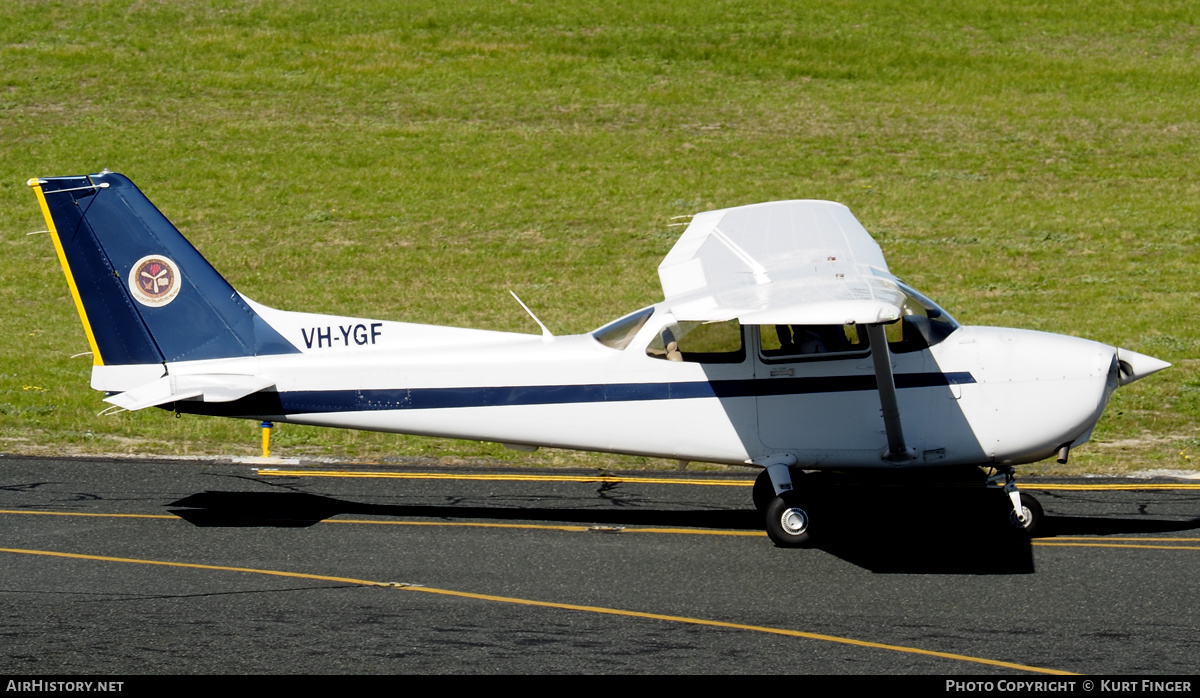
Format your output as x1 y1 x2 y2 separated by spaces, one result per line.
865 324 917 463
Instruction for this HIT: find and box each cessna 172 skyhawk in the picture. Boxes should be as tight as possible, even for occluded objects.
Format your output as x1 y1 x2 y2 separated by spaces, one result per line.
29 171 1169 546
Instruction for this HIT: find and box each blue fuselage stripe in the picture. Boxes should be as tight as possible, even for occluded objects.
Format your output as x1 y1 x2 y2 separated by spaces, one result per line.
175 372 976 417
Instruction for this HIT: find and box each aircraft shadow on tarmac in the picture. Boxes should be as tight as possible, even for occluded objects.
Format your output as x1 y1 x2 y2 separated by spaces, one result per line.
166 488 1200 575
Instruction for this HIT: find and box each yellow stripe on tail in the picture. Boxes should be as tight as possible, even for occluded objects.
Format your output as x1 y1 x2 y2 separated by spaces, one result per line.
28 177 104 366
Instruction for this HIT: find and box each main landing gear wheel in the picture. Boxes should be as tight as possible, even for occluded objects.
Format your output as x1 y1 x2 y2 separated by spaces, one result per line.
765 494 813 548
1008 492 1044 537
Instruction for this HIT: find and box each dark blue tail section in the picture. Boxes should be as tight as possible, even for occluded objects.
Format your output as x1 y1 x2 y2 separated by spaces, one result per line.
32 172 299 365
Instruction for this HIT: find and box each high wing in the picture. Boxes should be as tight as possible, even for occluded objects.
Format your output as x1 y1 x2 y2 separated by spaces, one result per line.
658 200 906 325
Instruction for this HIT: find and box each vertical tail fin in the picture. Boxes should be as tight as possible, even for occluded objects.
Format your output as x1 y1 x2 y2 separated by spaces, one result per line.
29 172 298 369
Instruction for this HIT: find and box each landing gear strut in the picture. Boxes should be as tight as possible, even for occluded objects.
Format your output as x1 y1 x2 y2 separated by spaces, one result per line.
752 468 777 513
989 467 1043 536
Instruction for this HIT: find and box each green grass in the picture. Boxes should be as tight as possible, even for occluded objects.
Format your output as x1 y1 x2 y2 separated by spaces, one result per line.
2 0 1197 474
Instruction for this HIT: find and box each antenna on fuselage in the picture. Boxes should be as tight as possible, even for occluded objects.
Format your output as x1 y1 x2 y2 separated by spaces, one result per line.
509 290 554 341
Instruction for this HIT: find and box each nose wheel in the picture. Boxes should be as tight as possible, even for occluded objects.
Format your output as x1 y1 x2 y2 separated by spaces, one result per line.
1008 492 1044 536
990 467 1044 537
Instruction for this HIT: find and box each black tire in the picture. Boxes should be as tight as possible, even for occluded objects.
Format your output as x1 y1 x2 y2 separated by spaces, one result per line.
752 468 775 513
1008 492 1044 536
765 493 813 548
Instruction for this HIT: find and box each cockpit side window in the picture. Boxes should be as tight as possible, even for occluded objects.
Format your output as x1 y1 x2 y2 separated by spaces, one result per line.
757 282 959 360
646 319 745 364
760 324 869 362
592 307 655 350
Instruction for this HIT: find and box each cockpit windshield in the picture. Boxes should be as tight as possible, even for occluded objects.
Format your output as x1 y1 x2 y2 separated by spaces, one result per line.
891 280 959 352
592 306 655 350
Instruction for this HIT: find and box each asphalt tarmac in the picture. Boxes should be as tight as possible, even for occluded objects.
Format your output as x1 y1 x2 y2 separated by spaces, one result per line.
1 455 1197 675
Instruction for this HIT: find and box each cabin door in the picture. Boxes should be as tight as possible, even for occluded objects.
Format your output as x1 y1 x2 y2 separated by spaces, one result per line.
752 324 888 457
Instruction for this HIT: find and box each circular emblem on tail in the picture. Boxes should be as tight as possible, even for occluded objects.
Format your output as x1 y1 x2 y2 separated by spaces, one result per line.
129 255 181 307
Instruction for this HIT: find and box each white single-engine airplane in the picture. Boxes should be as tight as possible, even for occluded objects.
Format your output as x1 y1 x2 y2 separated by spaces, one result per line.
29 171 1169 546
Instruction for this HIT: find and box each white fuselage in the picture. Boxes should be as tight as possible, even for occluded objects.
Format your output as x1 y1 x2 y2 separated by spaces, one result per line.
132 300 1120 470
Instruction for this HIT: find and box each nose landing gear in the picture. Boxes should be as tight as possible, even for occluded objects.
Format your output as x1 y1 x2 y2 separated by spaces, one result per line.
990 467 1043 537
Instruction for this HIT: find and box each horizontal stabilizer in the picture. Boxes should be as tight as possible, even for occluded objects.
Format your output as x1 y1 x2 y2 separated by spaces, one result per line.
103 374 275 411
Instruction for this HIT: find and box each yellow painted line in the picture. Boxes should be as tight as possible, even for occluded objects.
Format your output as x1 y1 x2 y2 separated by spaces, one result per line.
1032 542 1200 551
1025 483 1200 491
327 519 766 536
0 509 175 520
257 469 753 487
0 546 1073 675
5 510 1195 552
404 588 1074 675
617 527 764 537
329 519 592 532
28 179 103 366
257 470 1200 491
1051 542 1200 546
7 511 1198 546
0 547 384 586
0 510 763 539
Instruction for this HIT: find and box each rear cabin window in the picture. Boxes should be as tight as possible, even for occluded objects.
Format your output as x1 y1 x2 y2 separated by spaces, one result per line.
592 307 655 350
646 319 745 364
